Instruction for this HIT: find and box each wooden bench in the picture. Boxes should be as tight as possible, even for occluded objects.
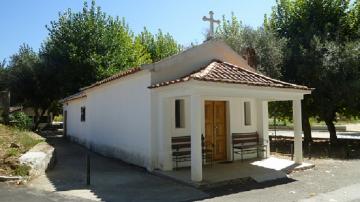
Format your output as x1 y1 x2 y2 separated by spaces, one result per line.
172 135 213 169
232 132 267 161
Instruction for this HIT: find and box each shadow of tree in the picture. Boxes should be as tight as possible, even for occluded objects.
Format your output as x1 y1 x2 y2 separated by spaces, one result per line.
270 135 360 160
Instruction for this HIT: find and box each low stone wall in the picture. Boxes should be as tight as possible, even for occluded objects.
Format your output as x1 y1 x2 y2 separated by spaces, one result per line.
19 141 55 179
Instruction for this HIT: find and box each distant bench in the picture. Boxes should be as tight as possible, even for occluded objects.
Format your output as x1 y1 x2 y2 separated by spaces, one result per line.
171 135 213 169
232 132 267 161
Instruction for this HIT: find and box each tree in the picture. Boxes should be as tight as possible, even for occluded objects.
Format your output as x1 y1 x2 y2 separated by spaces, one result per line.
215 13 286 79
137 28 182 62
6 44 55 130
349 0 360 39
0 59 7 90
314 40 360 142
41 0 151 98
267 0 359 143
215 14 289 128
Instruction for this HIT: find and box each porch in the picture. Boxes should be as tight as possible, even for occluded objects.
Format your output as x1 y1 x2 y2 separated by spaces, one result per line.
154 157 314 188
157 91 306 182
153 61 312 183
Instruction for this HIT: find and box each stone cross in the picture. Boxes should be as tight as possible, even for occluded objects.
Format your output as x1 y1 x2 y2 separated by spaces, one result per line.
203 11 220 39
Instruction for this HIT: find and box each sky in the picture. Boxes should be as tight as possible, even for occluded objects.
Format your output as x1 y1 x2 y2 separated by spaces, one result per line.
0 0 276 61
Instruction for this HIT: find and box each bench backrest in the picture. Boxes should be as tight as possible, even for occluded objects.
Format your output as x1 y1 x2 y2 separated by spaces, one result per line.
232 132 260 146
171 135 207 156
171 136 191 151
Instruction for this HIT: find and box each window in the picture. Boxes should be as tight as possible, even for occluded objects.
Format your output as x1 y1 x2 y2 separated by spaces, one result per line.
175 99 185 128
81 107 86 122
244 101 251 126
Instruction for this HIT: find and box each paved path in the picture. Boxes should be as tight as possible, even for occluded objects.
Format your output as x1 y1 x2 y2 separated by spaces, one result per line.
200 159 360 202
18 134 360 202
28 136 208 202
300 183 360 202
0 183 92 202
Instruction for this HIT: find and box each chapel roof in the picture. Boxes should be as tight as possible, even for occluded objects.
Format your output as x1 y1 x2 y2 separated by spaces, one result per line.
149 60 311 90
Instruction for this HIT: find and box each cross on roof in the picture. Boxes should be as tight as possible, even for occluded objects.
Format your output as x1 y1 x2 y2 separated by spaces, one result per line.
203 11 220 40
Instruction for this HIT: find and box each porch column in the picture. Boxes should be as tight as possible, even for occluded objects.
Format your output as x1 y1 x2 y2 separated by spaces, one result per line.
190 94 202 182
161 98 172 170
257 100 270 157
292 99 303 164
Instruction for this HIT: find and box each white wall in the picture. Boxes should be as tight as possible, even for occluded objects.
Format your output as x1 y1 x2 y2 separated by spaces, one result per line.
163 95 258 168
148 40 252 85
63 98 88 144
64 71 153 169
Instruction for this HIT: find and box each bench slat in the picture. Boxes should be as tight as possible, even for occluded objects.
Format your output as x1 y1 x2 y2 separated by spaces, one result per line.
173 151 191 156
232 132 267 161
233 138 259 144
172 136 191 143
172 143 191 149
232 134 258 139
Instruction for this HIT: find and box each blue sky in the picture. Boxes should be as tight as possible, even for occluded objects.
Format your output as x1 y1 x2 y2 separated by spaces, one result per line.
0 0 276 61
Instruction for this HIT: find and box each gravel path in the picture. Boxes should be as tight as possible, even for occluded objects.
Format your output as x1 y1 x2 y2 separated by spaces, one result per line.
201 159 360 202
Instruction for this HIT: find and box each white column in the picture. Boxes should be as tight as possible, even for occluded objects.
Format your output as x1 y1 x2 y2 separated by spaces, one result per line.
190 95 202 182
161 98 172 170
257 100 270 157
293 99 303 164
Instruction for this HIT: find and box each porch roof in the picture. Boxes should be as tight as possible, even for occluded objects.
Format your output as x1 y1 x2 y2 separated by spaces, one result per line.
149 60 311 91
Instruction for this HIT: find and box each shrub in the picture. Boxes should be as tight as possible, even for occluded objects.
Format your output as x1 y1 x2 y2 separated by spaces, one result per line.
9 112 32 130
53 115 63 122
13 164 30 176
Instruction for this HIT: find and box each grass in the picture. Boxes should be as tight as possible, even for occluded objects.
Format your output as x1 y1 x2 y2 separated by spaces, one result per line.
0 124 43 176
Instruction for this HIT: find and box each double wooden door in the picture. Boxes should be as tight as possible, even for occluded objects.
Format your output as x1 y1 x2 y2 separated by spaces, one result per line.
205 101 227 161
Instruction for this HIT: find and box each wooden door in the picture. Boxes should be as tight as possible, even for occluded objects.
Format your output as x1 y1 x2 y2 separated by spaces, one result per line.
205 101 227 161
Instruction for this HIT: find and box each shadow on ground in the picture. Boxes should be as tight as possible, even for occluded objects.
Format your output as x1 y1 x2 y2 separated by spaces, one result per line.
30 131 299 202
270 136 360 160
31 132 207 202
202 178 296 198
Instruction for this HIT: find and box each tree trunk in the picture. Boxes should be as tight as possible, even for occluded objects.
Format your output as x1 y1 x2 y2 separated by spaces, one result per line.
325 119 337 144
302 115 312 143
33 108 46 131
1 91 10 125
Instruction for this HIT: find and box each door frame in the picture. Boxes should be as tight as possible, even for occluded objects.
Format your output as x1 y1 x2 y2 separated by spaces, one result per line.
203 99 230 162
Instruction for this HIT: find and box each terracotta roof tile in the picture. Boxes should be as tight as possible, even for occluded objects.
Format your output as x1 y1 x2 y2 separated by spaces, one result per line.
60 92 87 103
149 60 311 90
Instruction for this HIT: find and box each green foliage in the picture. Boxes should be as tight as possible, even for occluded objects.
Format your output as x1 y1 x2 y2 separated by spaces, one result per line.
18 132 43 151
53 115 63 122
6 148 20 157
268 101 292 121
1 1 182 130
7 45 40 105
215 14 287 122
137 28 182 62
6 45 54 130
267 0 360 142
13 164 30 176
315 40 360 118
215 13 286 78
9 112 32 130
0 59 6 90
41 0 151 97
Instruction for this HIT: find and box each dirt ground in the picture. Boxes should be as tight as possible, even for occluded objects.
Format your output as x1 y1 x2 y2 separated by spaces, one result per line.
0 125 43 176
